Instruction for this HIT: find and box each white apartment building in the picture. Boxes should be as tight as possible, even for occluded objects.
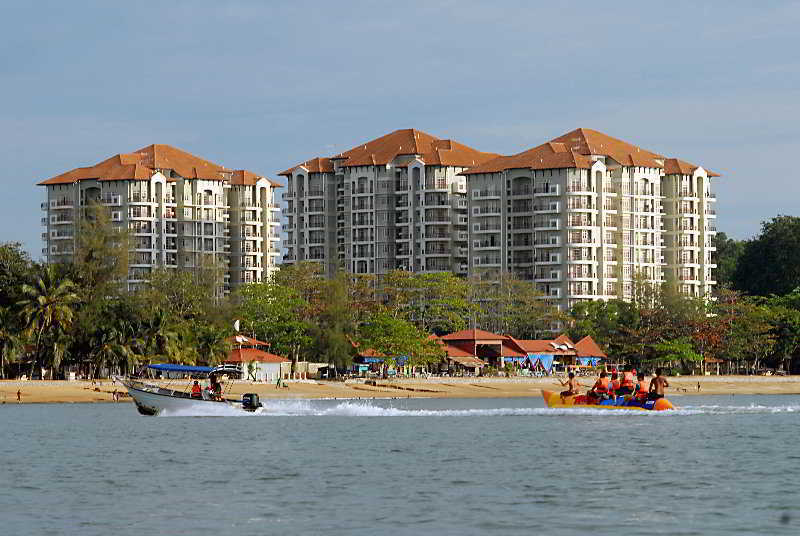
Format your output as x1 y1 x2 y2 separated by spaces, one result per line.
280 129 498 277
462 128 718 308
38 144 281 292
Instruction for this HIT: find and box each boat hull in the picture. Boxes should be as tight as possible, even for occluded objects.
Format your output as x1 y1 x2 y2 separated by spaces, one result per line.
118 378 257 416
541 390 674 411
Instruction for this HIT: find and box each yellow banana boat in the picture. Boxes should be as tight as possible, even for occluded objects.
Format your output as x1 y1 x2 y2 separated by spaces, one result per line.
541 390 675 411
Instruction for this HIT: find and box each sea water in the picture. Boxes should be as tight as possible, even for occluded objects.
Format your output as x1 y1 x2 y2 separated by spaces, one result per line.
1 395 798 535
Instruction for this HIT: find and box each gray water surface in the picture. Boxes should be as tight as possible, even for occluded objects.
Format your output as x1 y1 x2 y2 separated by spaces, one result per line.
2 395 799 535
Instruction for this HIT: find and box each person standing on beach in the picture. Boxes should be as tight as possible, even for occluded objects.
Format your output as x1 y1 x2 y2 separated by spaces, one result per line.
648 369 669 400
17 389 22 403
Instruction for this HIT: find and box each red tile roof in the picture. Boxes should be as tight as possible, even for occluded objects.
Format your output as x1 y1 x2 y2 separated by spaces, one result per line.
553 334 576 347
462 127 718 177
279 129 498 176
575 336 607 358
225 348 289 364
441 342 476 358
513 339 577 355
228 334 270 347
461 142 594 175
663 158 720 177
39 144 232 185
230 170 283 187
279 156 334 177
440 328 505 341
550 128 665 168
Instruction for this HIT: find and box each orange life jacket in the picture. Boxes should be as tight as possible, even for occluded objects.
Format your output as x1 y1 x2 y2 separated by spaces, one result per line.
611 379 620 391
191 384 202 395
621 371 635 388
634 379 650 399
594 377 610 393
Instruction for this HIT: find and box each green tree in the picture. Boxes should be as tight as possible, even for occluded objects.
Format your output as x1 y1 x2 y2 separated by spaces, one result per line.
713 231 745 289
236 281 312 374
471 272 562 338
651 337 702 372
17 265 80 378
193 324 232 365
382 270 474 334
0 306 23 379
140 268 220 322
72 203 131 302
733 215 800 296
0 242 32 308
357 312 444 371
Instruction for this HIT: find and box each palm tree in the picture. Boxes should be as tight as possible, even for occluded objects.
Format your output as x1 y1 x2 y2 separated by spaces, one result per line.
17 265 80 379
0 306 23 379
194 325 232 365
139 308 173 358
89 323 139 378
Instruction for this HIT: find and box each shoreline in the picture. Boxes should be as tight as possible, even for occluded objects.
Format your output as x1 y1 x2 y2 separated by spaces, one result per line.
2 376 800 404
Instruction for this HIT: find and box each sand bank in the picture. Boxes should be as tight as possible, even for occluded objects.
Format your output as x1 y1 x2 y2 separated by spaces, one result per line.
2 375 800 404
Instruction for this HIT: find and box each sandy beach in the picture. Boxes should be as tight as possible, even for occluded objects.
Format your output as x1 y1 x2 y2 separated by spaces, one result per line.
2 375 800 404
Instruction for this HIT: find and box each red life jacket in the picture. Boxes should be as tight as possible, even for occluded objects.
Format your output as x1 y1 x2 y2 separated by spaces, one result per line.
621 371 635 388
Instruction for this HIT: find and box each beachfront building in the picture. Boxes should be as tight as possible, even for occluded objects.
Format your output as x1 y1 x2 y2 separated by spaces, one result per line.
38 144 282 292
224 334 289 383
431 329 607 375
279 129 498 277
461 128 719 308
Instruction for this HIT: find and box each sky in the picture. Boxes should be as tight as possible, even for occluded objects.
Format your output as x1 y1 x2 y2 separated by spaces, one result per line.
2 0 799 259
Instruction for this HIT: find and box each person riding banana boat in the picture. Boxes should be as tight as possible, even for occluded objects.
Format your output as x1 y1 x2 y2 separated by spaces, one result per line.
543 367 674 411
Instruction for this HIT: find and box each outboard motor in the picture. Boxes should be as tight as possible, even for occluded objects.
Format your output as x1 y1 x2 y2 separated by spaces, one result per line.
241 393 262 411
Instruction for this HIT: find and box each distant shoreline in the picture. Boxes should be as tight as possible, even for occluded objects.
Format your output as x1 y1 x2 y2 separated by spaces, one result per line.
2 376 800 404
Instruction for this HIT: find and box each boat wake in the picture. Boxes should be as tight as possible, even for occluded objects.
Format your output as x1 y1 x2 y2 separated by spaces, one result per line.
156 400 800 417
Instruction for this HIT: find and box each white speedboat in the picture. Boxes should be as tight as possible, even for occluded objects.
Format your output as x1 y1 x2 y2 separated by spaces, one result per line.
117 364 263 416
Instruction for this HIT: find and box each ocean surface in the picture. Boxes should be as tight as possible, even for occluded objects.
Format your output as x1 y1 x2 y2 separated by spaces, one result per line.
2 395 799 536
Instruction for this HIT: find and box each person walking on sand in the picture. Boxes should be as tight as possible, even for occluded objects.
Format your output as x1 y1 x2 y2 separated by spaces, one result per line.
648 368 669 400
17 389 22 403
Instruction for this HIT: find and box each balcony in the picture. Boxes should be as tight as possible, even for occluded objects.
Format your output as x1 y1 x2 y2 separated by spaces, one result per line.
473 207 501 215
534 220 560 230
50 215 73 225
100 195 121 206
534 271 562 282
534 185 559 196
49 199 74 209
473 256 501 267
510 187 532 196
534 202 560 213
306 189 325 197
283 191 295 199
472 189 502 199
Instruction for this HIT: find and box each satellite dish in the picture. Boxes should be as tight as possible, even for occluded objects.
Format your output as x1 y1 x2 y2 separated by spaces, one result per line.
234 319 240 332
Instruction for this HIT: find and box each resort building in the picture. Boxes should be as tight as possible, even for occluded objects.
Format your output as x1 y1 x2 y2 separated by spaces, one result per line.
279 127 718 305
279 128 498 277
224 334 289 383
461 128 719 307
38 144 282 292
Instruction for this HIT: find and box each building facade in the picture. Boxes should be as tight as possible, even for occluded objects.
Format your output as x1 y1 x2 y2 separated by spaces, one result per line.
462 128 718 309
280 129 498 277
38 144 281 292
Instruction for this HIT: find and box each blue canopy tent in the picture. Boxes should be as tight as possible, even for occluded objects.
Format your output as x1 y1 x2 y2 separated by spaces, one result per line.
147 364 213 373
535 354 555 373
